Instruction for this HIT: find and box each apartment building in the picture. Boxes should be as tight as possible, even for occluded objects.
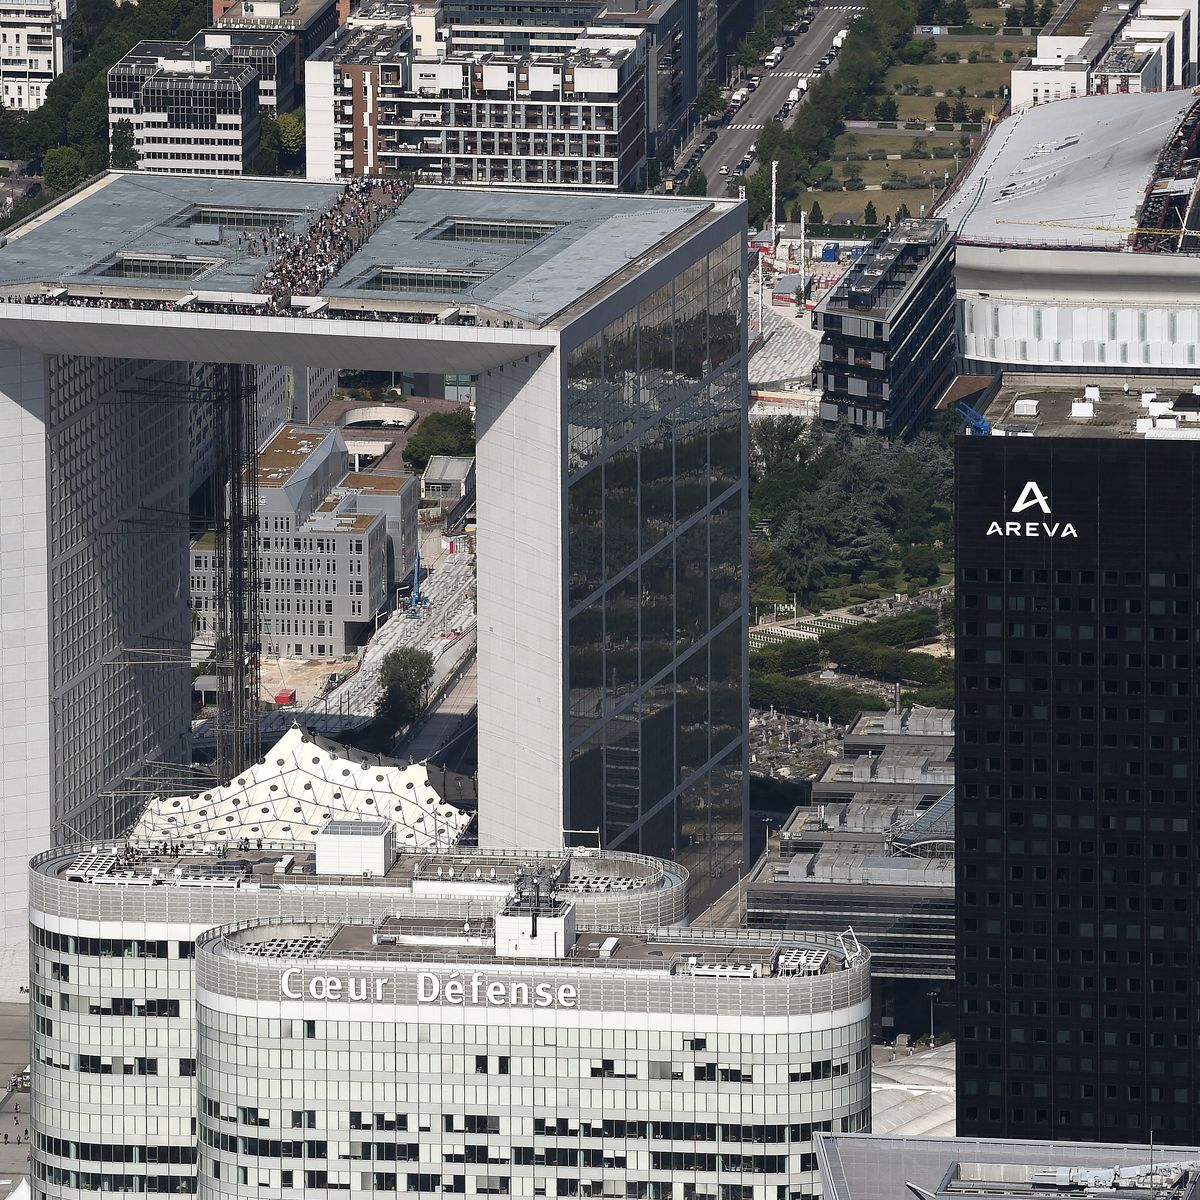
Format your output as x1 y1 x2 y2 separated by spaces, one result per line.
108 39 262 175
191 423 419 659
812 218 956 438
1011 0 1199 109
0 0 73 111
306 0 648 188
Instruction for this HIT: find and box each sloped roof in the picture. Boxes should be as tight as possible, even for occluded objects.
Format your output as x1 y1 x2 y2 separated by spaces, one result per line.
130 724 469 849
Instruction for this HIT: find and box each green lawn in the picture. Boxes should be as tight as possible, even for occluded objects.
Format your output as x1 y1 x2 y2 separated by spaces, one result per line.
885 60 1013 93
799 185 951 225
935 37 1031 56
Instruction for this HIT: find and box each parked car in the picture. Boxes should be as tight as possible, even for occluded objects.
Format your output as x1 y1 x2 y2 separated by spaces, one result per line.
719 164 730 175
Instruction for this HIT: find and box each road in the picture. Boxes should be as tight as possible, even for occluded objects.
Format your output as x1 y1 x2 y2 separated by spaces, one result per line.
692 3 864 190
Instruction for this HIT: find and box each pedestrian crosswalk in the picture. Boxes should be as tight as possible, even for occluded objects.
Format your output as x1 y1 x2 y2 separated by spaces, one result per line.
726 122 766 130
777 70 813 78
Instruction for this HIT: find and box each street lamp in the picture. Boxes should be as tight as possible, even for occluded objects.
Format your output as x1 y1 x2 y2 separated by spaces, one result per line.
926 989 938 1047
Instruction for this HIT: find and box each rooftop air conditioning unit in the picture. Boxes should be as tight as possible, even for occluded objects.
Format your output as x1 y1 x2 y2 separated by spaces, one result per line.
1071 399 1094 419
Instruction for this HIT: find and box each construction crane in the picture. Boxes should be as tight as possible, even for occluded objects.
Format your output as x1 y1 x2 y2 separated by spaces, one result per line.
1001 216 1190 238
956 401 991 436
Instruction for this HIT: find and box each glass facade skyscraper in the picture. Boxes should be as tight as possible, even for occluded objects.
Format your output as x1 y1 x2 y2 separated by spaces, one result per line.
564 232 747 874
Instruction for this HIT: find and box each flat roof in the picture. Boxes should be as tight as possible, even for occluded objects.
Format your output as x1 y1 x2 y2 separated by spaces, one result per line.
981 371 1200 438
938 91 1198 249
0 173 724 327
218 0 333 28
257 423 335 485
818 1134 1200 1200
1045 0 1109 37
312 20 410 63
233 918 862 976
340 470 413 495
422 455 474 482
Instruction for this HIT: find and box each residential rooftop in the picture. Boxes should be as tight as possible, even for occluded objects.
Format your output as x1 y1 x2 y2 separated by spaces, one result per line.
981 371 1200 439
312 20 410 63
0 172 726 327
937 90 1200 250
820 219 949 317
817 1133 1200 1200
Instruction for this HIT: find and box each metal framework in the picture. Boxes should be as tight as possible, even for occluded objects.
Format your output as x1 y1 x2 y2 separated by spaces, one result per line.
214 363 261 781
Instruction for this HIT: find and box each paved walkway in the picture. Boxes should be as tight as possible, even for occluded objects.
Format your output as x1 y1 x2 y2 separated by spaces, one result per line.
0 1002 30 1196
749 300 823 386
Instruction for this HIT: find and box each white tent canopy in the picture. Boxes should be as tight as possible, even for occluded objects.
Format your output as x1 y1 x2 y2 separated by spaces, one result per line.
131 724 469 850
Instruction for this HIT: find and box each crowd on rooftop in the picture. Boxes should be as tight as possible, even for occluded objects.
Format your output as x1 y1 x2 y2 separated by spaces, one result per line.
258 177 411 313
0 177 479 324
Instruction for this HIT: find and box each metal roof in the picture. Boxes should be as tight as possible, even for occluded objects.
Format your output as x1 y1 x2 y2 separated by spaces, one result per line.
938 91 1199 249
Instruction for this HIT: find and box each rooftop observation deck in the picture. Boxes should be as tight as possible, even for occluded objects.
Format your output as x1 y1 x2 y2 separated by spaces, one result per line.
0 172 728 328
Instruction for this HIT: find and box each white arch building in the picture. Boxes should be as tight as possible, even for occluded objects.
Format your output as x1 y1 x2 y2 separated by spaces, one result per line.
0 173 749 936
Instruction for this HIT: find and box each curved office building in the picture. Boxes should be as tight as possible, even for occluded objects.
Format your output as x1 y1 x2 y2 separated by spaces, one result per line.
195 908 871 1200
28 833 688 1199
938 91 1200 375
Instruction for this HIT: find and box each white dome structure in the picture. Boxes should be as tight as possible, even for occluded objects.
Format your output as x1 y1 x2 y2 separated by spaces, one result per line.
131 724 469 849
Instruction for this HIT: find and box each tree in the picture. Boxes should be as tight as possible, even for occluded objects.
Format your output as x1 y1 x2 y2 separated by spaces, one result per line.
277 108 306 157
257 113 282 175
863 200 878 225
401 408 475 472
696 83 724 118
809 199 824 224
43 146 84 194
896 201 912 221
1005 3 1022 22
878 95 899 120
1036 0 1054 21
376 646 435 728
951 97 969 121
945 0 969 22
1021 0 1037 25
109 117 137 169
680 169 708 196
902 543 942 584
934 99 951 120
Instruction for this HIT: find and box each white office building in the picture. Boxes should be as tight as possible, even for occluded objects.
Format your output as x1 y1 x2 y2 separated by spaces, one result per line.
0 0 73 111
108 40 262 175
0 172 747 937
28 822 870 1200
191 423 420 659
29 831 693 1199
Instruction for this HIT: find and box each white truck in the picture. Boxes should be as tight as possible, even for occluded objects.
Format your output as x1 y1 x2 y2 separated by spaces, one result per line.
731 86 750 105
788 81 808 102
833 28 848 47
764 46 784 68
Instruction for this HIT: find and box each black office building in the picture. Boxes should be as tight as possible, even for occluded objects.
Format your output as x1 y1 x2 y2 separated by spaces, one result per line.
812 218 955 439
956 375 1200 1145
